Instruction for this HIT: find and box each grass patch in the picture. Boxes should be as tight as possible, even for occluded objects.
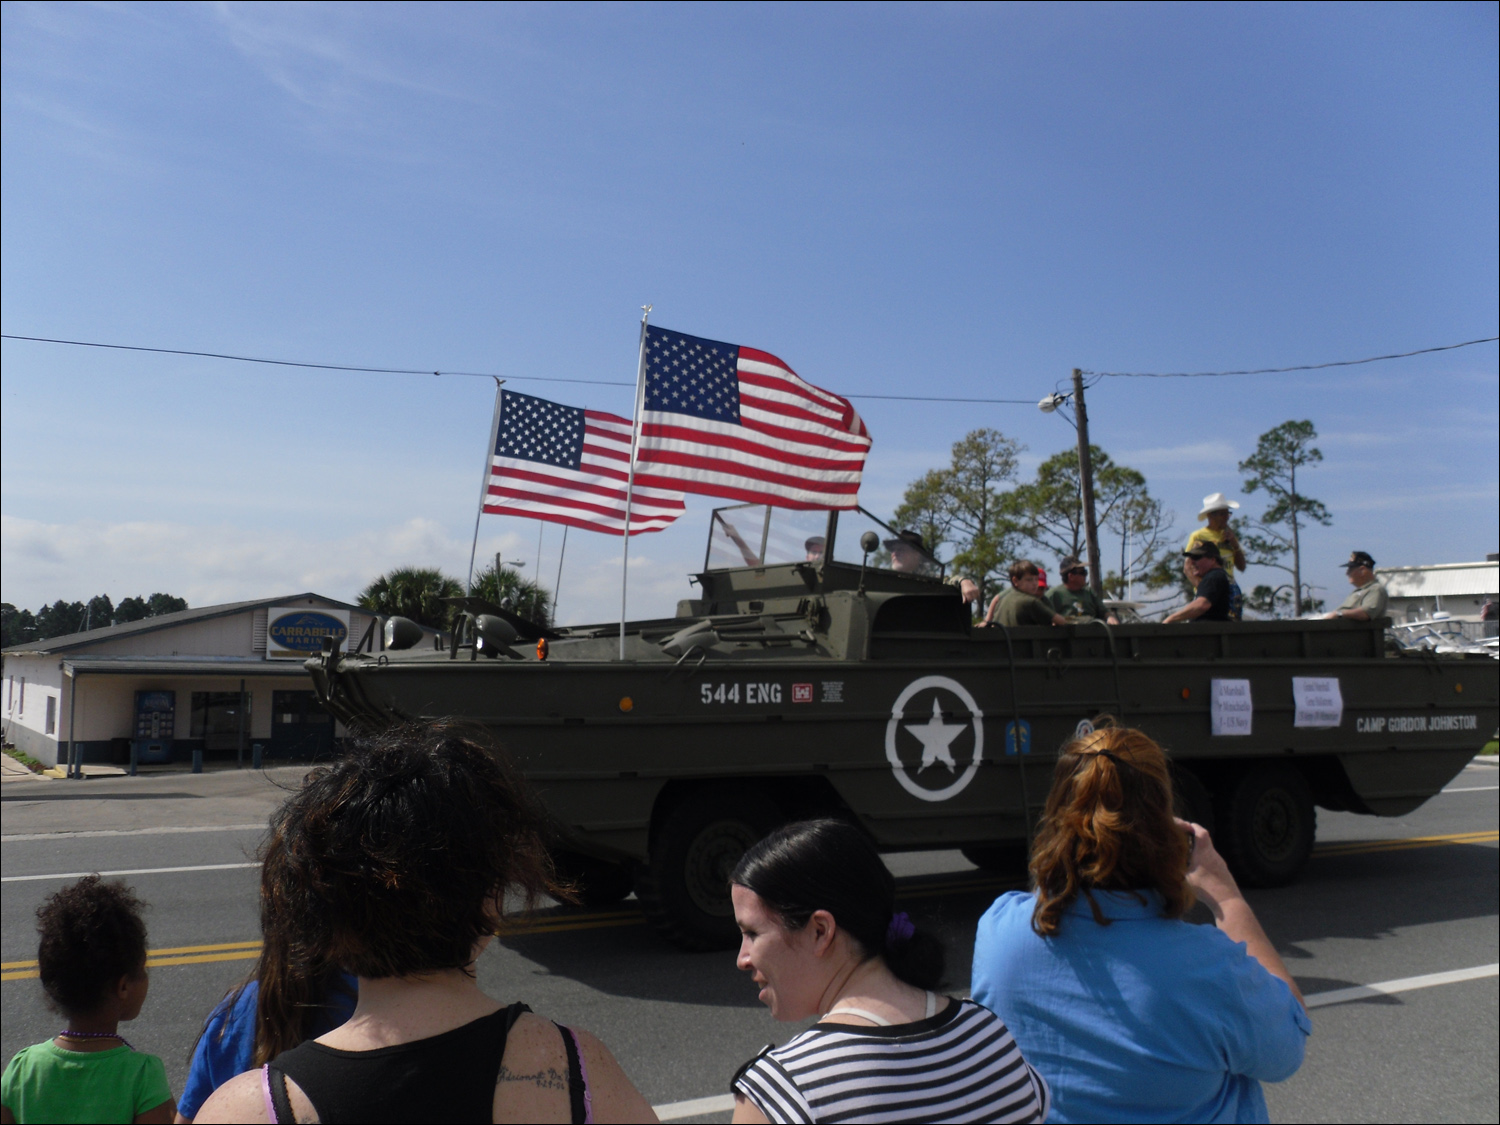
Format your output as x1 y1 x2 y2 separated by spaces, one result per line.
3 749 45 773
1481 740 1498 757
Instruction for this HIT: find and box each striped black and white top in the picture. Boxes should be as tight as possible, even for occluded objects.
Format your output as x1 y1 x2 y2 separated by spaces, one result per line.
732 998 1049 1124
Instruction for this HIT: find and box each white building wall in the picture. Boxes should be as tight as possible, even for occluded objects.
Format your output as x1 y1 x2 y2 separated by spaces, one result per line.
2 654 65 763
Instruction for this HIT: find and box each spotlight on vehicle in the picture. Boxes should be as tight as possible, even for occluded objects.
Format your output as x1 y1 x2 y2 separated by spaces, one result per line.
384 616 424 650
474 614 521 659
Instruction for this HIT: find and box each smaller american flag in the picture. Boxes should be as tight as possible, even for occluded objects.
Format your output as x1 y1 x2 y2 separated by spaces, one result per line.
482 390 684 536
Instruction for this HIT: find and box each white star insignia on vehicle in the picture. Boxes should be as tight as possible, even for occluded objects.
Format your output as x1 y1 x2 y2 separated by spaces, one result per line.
904 698 965 773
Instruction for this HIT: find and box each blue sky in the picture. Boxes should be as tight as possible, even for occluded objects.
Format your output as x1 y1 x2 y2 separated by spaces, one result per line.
3 2 1496 624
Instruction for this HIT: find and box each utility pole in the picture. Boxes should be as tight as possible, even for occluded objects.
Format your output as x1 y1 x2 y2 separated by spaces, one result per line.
1072 368 1104 598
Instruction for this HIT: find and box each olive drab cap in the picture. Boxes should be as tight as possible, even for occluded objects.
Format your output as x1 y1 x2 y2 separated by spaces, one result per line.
1344 551 1376 570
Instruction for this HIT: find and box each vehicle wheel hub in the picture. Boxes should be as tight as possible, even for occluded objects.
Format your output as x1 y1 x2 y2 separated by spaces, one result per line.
684 819 759 916
1252 788 1300 862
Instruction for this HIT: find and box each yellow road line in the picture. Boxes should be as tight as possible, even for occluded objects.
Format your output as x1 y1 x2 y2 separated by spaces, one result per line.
1316 830 1497 856
5 829 1496 979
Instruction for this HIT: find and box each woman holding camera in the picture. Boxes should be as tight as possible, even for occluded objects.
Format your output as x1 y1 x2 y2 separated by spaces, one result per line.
971 723 1309 1123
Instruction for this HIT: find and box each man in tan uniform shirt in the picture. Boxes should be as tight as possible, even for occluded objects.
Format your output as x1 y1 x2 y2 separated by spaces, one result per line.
1324 551 1389 621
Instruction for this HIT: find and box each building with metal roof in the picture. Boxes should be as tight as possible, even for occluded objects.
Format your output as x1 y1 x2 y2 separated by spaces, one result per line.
1379 558 1498 624
2 594 427 770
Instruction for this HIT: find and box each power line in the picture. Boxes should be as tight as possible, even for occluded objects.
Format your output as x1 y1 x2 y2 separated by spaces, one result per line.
0 333 1037 404
0 334 634 389
1084 336 1498 379
7 330 1494 401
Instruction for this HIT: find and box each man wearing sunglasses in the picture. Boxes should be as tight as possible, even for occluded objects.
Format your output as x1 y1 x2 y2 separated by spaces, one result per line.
1045 556 1120 624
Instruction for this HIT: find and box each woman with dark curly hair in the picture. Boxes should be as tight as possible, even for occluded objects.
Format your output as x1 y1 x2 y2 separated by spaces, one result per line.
1 876 175 1124
196 721 656 1124
971 723 1310 1123
729 819 1048 1124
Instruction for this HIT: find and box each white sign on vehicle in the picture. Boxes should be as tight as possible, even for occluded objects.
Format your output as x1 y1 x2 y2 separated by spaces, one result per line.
1211 679 1253 736
1293 676 1343 728
885 676 984 803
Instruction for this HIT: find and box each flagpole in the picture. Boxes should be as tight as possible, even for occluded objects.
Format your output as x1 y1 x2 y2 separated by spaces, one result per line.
467 379 506 594
552 524 568 625
620 305 652 659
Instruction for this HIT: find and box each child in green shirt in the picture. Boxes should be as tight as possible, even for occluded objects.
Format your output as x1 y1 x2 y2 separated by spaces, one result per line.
1 876 174 1124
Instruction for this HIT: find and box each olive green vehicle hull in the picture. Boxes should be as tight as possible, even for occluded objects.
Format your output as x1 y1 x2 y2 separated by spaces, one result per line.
308 560 1498 948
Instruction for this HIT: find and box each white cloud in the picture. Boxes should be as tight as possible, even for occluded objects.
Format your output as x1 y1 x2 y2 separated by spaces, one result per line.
0 511 713 627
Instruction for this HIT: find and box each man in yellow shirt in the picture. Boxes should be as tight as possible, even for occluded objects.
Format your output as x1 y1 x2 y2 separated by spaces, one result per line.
1185 493 1248 583
1185 492 1248 619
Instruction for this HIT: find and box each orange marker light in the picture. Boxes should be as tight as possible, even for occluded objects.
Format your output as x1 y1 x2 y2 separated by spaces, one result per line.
619 697 634 713
1454 683 1463 693
536 638 549 661
1180 688 1191 700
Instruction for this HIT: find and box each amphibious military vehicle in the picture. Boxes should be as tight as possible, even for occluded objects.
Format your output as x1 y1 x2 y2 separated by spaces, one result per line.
308 504 1498 949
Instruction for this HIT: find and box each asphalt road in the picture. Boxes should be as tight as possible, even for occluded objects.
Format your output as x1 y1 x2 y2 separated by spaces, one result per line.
3 759 1496 1123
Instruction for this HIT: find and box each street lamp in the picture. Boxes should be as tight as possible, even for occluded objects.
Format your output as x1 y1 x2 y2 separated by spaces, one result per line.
1038 370 1104 598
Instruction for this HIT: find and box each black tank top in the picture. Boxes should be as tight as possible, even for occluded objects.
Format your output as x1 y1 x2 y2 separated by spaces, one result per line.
268 1002 580 1124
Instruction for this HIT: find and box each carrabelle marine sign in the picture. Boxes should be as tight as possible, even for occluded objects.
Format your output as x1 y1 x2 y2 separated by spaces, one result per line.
267 608 350 659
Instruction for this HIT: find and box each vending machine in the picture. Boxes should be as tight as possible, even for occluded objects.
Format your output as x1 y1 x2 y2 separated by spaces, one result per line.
132 690 175 764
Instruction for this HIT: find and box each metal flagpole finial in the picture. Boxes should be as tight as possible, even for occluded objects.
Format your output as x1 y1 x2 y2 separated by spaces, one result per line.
641 304 652 321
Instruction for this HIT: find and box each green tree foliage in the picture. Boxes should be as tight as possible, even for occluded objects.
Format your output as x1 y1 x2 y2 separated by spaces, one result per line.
471 563 554 631
0 592 188 646
1238 420 1331 616
892 428 1024 605
1006 446 1176 594
33 600 86 638
115 594 189 623
1245 583 1326 619
358 567 465 630
1 604 37 648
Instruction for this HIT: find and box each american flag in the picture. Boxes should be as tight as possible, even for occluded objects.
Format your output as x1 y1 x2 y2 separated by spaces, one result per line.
482 390 685 535
631 326 872 510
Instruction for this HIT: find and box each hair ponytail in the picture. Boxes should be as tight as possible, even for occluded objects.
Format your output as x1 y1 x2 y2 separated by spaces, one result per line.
731 819 946 991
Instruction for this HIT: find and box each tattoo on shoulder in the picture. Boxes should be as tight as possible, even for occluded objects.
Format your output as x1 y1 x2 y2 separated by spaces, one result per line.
496 1064 568 1092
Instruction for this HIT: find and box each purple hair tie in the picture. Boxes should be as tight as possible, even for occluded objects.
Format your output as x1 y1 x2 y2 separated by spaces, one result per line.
886 911 915 949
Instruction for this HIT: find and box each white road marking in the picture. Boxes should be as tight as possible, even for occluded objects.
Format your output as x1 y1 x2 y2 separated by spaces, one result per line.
1442 785 1499 793
3 824 265 842
649 964 1500 1120
655 1093 737 1120
1305 963 1498 1008
1 862 259 883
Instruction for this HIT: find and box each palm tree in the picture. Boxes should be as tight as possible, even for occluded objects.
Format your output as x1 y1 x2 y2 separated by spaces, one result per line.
471 563 553 631
357 567 464 630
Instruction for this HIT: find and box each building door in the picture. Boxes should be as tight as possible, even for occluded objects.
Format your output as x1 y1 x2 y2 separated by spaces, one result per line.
270 690 335 759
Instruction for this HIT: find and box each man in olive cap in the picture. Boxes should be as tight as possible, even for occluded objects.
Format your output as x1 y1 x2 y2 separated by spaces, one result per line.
1164 540 1233 622
1044 556 1119 623
1323 551 1388 621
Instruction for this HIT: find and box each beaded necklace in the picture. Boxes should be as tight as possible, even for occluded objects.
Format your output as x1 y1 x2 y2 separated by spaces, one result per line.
59 1030 132 1050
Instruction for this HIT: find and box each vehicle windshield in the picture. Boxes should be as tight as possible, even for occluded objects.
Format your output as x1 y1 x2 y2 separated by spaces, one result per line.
704 505 945 578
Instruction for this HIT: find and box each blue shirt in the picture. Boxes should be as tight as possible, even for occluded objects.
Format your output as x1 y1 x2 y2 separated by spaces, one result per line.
178 977 357 1120
972 890 1309 1124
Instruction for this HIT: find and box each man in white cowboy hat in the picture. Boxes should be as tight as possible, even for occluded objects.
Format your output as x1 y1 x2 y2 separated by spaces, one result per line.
1185 492 1248 586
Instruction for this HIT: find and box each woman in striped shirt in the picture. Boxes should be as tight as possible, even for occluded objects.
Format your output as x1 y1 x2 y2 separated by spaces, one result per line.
729 820 1048 1125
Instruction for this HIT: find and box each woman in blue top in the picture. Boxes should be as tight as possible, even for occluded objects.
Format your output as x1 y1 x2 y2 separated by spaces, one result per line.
971 723 1310 1124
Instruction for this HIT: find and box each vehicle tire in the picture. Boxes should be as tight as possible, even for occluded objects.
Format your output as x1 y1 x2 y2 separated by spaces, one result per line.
553 852 636 908
960 841 1030 876
636 788 780 951
1214 764 1315 888
1172 766 1216 835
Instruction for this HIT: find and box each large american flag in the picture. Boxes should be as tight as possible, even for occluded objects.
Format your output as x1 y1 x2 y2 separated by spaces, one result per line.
482 390 685 535
630 326 872 510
